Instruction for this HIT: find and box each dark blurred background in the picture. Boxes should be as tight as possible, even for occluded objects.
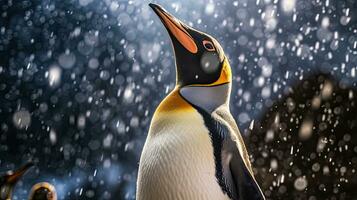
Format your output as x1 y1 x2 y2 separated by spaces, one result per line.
0 0 356 199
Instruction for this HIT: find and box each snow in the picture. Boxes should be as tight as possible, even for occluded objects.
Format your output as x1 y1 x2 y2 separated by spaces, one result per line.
12 110 31 130
281 0 296 14
58 51 76 69
205 3 215 15
294 176 308 191
48 65 62 87
1 0 356 199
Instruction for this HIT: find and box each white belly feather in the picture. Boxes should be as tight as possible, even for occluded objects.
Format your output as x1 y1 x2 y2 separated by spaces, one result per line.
137 111 230 200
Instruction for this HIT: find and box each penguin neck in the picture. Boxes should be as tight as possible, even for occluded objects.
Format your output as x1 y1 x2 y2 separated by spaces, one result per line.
154 88 195 114
179 82 231 114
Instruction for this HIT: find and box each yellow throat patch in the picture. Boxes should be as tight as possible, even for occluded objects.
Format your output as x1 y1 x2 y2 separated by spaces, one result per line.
155 89 193 114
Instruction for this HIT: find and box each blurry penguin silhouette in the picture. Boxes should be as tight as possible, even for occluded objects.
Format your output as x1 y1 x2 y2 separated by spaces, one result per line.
28 182 57 200
137 3 265 200
0 162 33 200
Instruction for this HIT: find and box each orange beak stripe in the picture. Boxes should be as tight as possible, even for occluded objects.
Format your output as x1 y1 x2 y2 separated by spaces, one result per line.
154 7 198 54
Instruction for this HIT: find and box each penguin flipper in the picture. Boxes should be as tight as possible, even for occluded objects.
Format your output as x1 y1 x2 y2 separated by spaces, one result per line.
216 110 265 200
223 138 265 200
189 104 265 200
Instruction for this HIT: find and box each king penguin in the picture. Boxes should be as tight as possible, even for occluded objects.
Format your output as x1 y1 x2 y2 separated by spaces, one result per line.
0 162 33 200
137 3 265 200
28 182 57 200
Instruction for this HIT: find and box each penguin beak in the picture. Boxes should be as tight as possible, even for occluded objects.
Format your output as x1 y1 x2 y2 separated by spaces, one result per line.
149 3 198 54
7 162 34 184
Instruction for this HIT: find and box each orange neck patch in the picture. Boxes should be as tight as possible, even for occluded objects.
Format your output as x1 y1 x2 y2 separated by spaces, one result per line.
214 58 232 85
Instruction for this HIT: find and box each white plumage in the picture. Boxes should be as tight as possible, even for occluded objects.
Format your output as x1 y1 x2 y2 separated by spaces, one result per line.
137 99 231 200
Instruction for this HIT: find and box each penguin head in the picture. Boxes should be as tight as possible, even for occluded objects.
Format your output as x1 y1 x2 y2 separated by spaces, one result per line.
28 182 57 200
149 3 231 88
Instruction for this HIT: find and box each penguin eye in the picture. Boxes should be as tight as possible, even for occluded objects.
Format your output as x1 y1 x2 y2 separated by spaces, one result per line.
203 40 216 52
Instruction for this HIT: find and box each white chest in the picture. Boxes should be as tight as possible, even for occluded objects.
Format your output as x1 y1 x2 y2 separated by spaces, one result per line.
137 111 230 200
